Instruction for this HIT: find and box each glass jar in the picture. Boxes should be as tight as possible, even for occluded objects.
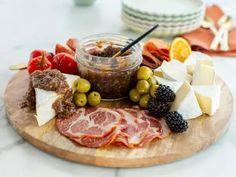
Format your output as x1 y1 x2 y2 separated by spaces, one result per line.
76 33 142 100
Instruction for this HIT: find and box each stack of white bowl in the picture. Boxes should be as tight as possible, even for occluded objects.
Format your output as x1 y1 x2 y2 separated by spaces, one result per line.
121 0 205 37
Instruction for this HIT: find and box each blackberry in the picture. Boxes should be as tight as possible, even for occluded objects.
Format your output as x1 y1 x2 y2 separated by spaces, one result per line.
147 98 170 118
155 84 175 103
165 111 188 133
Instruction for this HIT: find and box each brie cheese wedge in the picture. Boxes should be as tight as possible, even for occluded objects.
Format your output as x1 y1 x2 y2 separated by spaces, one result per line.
193 85 221 116
185 51 213 75
171 81 202 120
35 74 79 126
154 76 182 93
161 61 192 82
192 64 215 85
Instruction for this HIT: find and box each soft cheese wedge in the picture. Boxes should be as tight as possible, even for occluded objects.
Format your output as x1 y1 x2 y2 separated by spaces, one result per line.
35 74 79 126
154 76 182 93
192 64 215 85
193 85 221 116
187 59 214 75
161 61 192 82
185 51 213 75
171 81 202 120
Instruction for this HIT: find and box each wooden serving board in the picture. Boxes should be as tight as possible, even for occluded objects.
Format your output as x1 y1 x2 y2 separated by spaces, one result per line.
4 70 233 168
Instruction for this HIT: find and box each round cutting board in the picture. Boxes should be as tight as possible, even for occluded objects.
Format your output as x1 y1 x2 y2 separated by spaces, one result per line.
4 70 233 168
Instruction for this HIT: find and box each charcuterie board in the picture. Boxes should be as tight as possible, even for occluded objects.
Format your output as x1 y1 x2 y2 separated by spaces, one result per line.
4 70 233 168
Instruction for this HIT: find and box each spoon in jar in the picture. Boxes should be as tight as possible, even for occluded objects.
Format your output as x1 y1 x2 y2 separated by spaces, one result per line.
112 24 159 58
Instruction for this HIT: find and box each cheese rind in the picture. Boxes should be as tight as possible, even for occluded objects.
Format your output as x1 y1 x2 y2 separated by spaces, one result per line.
161 61 192 82
171 81 202 120
193 85 221 116
192 64 215 85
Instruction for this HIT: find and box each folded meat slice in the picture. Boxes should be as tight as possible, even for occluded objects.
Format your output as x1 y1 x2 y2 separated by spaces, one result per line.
56 107 122 147
138 110 170 147
142 39 170 69
113 108 150 148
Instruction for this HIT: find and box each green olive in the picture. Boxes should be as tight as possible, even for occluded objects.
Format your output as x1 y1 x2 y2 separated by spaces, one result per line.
147 76 157 86
129 89 140 103
150 84 159 97
136 80 150 94
139 94 150 108
74 92 87 107
72 79 80 92
88 91 101 106
76 78 91 93
153 70 163 77
137 66 152 80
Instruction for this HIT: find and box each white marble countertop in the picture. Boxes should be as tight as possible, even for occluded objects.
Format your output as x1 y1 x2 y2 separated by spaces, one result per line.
0 0 236 176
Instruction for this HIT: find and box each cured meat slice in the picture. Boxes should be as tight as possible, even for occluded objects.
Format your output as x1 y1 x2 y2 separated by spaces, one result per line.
113 108 150 148
138 111 170 147
56 107 122 147
72 127 117 148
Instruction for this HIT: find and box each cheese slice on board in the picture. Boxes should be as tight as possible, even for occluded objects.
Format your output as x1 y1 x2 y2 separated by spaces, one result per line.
193 85 221 116
161 61 192 82
154 76 182 93
171 81 202 120
192 64 215 85
35 74 79 126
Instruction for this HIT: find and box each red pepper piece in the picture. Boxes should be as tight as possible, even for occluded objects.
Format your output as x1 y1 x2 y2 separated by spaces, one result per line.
28 52 52 74
55 44 75 56
52 52 79 75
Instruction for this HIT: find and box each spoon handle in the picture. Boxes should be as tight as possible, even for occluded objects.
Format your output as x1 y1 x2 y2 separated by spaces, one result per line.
210 26 225 50
220 29 229 51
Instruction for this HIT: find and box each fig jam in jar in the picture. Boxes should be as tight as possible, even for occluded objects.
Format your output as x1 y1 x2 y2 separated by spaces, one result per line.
76 33 142 100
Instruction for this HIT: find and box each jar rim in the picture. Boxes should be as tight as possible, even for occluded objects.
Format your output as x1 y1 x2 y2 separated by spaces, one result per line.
76 33 142 71
76 33 141 59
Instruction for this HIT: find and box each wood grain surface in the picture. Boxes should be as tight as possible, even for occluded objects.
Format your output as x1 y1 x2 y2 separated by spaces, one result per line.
4 70 233 168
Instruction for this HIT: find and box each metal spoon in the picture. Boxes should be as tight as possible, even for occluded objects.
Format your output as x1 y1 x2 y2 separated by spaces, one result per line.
210 15 233 50
201 16 217 35
220 16 233 51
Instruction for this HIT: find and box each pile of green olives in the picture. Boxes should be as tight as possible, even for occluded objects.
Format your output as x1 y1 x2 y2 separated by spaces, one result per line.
73 78 101 107
129 66 159 108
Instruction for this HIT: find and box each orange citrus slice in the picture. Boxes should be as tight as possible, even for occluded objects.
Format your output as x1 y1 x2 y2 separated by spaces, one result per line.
169 37 191 62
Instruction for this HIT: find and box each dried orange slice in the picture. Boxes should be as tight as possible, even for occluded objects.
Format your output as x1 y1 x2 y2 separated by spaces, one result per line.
169 37 191 62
